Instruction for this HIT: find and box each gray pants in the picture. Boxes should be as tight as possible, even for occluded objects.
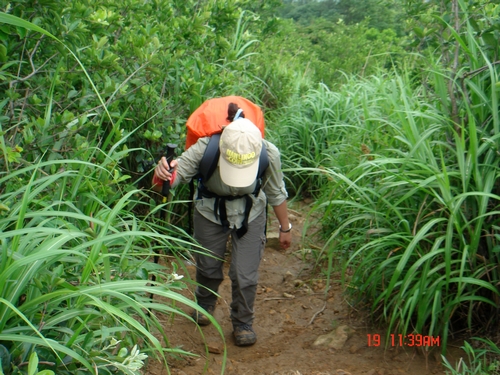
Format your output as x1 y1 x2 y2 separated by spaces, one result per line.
193 208 266 326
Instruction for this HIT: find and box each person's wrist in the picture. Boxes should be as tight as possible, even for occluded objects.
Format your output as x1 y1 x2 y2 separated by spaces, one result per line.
279 223 292 233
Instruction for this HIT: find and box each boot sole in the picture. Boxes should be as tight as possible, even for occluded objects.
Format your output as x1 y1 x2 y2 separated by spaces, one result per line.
233 333 257 346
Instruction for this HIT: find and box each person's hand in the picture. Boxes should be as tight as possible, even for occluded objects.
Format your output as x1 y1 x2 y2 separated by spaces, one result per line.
279 231 291 250
155 158 178 182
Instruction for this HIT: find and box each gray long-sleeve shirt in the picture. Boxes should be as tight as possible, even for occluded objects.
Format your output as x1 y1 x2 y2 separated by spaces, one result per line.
172 137 288 228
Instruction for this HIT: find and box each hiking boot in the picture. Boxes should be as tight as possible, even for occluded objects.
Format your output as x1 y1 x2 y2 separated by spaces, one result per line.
191 304 215 326
233 324 257 346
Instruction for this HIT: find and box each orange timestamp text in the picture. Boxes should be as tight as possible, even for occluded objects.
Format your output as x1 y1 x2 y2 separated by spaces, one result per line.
367 333 441 347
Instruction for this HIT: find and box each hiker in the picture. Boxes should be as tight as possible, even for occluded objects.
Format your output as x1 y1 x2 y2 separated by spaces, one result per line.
153 102 292 346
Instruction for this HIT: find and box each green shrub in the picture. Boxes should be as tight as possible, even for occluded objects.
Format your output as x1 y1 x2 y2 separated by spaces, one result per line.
0 0 271 176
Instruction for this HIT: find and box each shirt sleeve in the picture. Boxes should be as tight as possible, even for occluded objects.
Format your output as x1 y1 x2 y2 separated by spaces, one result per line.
261 140 288 207
170 137 209 188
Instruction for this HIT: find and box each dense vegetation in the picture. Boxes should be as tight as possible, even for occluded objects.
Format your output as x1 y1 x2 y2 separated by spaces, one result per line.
1 0 500 374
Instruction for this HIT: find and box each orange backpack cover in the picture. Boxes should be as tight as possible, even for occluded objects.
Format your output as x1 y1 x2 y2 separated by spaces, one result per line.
185 96 265 149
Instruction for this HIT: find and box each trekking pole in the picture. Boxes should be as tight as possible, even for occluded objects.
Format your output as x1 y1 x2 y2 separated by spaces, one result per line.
149 143 177 309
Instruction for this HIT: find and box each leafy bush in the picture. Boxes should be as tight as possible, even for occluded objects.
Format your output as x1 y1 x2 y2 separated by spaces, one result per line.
303 19 406 85
0 0 272 176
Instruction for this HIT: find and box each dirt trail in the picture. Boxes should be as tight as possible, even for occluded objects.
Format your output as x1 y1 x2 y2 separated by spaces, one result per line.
145 201 454 375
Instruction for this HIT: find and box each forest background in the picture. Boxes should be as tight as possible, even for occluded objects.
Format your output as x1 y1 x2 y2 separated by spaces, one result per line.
1 0 500 374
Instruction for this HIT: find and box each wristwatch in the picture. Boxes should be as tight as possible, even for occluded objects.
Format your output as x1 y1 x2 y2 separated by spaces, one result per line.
279 223 292 233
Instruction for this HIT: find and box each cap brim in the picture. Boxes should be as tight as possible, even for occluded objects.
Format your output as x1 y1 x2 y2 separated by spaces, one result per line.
219 154 259 188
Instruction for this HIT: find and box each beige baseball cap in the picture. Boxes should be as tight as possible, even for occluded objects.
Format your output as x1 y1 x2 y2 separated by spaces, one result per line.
219 118 263 187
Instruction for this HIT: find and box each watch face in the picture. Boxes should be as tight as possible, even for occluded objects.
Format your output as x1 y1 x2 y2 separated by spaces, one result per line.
367 333 441 347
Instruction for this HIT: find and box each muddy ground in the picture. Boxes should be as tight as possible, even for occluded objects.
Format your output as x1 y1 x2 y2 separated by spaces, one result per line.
145 201 462 375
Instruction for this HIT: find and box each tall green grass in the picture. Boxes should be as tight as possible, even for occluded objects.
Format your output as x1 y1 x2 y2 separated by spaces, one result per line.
272 3 500 359
277 61 500 356
274 83 359 196
442 339 500 375
0 155 224 374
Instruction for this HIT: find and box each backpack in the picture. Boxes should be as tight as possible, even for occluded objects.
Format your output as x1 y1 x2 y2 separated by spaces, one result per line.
185 96 269 237
185 96 265 149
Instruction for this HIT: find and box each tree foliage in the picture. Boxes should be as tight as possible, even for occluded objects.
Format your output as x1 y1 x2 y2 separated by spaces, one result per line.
303 18 405 84
279 0 405 34
1 0 272 176
265 0 407 89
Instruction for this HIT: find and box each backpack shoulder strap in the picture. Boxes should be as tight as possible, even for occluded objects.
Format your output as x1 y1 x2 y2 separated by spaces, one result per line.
199 133 221 182
187 134 220 235
257 142 269 179
255 143 269 236
253 143 269 197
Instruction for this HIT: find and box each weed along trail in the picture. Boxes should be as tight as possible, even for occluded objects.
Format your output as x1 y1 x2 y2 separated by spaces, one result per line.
145 201 448 375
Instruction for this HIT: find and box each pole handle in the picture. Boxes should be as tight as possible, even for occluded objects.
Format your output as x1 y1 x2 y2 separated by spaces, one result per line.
162 143 177 197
